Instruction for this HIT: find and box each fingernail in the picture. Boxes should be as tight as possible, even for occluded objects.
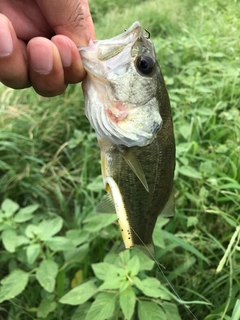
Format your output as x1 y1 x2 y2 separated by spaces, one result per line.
30 42 53 74
59 41 72 67
0 21 13 56
52 37 72 67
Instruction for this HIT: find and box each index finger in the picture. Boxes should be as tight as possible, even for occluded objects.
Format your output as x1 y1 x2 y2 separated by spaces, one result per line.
36 0 95 45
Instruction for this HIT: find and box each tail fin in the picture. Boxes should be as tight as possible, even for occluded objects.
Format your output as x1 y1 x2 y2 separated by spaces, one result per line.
135 243 155 260
116 241 155 260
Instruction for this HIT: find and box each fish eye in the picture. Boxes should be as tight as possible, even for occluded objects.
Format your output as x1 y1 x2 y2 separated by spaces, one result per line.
135 55 155 75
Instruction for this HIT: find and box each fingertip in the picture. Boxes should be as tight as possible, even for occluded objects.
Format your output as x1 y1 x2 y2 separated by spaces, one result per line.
51 35 73 68
0 14 13 57
0 14 29 89
28 37 66 96
51 35 86 84
28 38 53 74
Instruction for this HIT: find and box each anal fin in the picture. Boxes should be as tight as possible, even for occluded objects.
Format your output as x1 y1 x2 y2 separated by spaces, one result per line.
96 193 116 214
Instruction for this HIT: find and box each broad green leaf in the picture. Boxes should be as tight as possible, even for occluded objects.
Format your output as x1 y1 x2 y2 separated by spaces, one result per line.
37 298 57 318
25 224 41 239
138 301 167 320
1 199 19 217
38 217 63 239
162 231 209 263
87 175 104 192
152 216 170 249
232 299 240 320
83 214 116 233
119 250 131 265
178 166 202 179
132 276 144 291
103 252 120 265
156 216 171 229
2 230 28 253
153 226 165 248
63 243 89 263
215 144 228 153
142 277 160 288
14 204 39 222
92 262 121 281
119 279 131 293
2 229 19 253
36 260 58 293
119 287 136 320
27 243 41 264
176 142 194 155
139 278 172 301
126 255 140 276
132 250 154 271
187 216 199 227
71 303 92 320
0 269 29 303
45 237 74 251
85 293 116 320
17 235 30 246
162 301 181 320
140 278 167 299
59 280 97 305
179 124 191 140
66 229 90 246
98 277 121 291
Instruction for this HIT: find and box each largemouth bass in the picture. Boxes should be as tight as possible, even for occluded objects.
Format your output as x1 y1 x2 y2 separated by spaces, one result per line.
78 22 175 255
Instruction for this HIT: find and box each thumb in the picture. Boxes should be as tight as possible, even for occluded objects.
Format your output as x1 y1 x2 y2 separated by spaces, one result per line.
36 0 95 45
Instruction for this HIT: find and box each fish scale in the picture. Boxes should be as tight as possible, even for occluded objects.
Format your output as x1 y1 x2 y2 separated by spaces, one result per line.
79 21 175 254
109 119 175 247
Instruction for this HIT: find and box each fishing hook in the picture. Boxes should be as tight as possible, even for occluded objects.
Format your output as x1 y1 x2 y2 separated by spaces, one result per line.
144 28 150 39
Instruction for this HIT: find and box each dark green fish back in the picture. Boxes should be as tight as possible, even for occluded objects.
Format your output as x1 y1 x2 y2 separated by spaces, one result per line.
110 64 175 246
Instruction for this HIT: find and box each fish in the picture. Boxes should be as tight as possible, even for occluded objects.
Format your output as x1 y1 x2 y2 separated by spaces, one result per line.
78 21 175 256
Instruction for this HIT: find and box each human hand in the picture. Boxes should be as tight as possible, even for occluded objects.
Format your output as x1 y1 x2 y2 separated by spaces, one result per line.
0 0 95 96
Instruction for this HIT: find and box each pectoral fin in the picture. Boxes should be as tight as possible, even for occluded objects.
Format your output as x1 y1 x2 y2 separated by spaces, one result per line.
160 188 175 218
118 147 149 192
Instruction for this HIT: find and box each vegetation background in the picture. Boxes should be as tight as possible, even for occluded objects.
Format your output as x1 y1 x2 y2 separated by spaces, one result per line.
0 0 239 319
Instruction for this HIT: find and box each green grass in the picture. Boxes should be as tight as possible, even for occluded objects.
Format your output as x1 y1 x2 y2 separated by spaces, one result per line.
0 0 239 319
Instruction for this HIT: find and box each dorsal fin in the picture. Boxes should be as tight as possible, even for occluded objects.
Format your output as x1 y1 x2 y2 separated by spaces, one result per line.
96 194 116 214
117 146 149 192
160 188 175 218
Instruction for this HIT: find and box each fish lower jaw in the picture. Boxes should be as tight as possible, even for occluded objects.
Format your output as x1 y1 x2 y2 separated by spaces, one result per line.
103 133 155 148
95 122 157 147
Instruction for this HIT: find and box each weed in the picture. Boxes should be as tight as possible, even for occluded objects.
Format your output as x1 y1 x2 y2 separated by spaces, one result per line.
0 0 239 319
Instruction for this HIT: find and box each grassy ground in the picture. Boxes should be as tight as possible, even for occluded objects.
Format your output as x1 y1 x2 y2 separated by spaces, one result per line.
0 0 239 319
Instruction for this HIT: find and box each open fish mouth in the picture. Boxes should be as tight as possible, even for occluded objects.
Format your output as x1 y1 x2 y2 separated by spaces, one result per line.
79 22 142 69
78 21 163 148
